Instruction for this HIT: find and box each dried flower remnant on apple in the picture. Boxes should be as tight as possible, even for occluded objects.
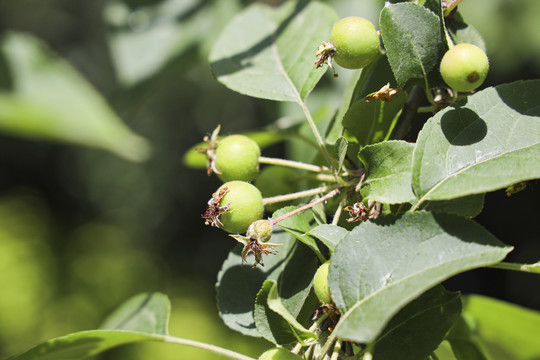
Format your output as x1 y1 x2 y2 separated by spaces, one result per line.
202 181 264 234
197 125 261 182
315 16 381 76
230 220 281 268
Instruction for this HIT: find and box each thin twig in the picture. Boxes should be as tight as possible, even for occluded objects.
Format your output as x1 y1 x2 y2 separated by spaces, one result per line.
259 156 331 173
332 195 347 226
269 187 343 226
263 185 339 206
299 101 337 176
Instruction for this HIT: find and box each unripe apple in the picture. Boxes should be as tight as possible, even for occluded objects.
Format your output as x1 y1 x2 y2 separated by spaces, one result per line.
330 17 380 69
440 43 489 92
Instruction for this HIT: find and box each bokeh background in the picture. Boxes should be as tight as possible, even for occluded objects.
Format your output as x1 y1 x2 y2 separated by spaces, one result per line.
0 0 539 359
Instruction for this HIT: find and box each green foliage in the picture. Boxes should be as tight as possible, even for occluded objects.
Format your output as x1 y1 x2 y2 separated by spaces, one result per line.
2 1 540 360
412 80 540 204
329 212 511 343
209 1 338 103
380 3 445 87
8 293 169 360
0 33 150 162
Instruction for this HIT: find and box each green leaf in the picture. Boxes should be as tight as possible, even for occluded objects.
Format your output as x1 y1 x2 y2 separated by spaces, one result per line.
343 92 407 147
422 194 485 218
412 81 540 204
329 212 512 343
0 32 150 162
462 295 540 360
272 205 325 262
254 280 317 345
334 137 348 173
7 330 161 360
325 55 396 144
359 140 416 204
380 3 445 87
446 316 489 360
209 1 338 103
308 224 349 252
216 231 318 337
99 293 170 335
373 286 461 360
8 292 170 360
107 1 240 85
446 13 487 52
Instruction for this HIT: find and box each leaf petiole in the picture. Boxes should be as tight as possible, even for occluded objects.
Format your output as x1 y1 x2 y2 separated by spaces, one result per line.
488 261 540 274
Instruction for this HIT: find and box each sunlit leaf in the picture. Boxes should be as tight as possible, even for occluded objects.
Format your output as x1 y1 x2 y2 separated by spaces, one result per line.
308 224 349 252
209 1 338 103
380 3 445 86
413 80 540 204
359 140 416 204
446 316 489 360
329 212 512 343
462 295 540 360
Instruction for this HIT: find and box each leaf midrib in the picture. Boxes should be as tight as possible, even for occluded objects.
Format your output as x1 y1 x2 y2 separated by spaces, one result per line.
266 7 303 105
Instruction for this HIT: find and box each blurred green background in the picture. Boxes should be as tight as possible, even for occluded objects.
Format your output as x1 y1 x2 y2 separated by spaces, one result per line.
0 0 538 359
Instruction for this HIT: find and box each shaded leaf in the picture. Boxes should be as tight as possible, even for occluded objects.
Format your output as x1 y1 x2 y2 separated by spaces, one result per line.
329 212 512 343
334 137 348 173
412 81 540 204
359 140 416 204
308 224 349 252
216 231 318 337
343 92 407 147
325 55 396 144
380 3 445 87
209 1 338 103
99 293 170 335
422 194 485 218
446 13 487 52
254 280 317 345
0 32 150 162
373 286 461 360
107 1 240 85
